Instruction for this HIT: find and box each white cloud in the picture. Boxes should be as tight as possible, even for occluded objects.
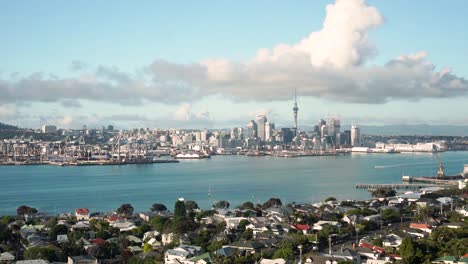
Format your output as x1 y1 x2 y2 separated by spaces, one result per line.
0 0 466 109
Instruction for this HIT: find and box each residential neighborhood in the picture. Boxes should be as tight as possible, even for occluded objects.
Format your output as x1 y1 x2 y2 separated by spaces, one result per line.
0 187 467 264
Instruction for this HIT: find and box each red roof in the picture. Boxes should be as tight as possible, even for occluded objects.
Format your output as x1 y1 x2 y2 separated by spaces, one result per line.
360 242 385 253
291 224 310 231
92 238 106 246
410 223 432 229
75 208 89 215
388 254 402 260
108 215 123 222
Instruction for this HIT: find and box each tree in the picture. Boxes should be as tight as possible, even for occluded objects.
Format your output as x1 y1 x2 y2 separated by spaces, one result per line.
16 205 38 217
143 243 152 253
272 248 293 260
24 246 57 262
399 237 423 264
117 204 134 216
262 198 282 209
174 199 187 221
0 223 11 242
185 200 199 211
381 208 400 223
325 197 337 202
49 224 68 240
239 201 255 210
372 188 396 198
150 203 167 212
151 216 170 233
215 200 230 209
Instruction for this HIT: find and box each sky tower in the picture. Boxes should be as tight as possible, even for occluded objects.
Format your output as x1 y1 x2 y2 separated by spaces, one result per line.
293 88 299 134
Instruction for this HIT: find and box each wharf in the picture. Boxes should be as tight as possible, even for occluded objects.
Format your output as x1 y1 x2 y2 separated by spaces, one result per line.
355 183 440 189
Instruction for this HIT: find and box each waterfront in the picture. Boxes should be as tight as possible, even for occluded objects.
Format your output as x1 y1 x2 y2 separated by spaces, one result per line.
1 151 467 215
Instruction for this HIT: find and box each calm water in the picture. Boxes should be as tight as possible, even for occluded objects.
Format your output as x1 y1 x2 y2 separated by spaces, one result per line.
1 152 467 215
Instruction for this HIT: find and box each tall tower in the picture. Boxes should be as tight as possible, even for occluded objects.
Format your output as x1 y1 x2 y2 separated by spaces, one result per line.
293 89 299 134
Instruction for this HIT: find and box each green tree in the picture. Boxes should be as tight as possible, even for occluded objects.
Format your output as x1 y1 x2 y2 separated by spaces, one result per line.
262 198 282 209
185 200 199 211
49 224 68 240
117 204 134 217
150 203 167 212
215 200 230 209
371 188 396 198
143 243 152 253
325 197 337 202
24 246 57 262
272 248 293 260
239 201 254 210
399 237 422 264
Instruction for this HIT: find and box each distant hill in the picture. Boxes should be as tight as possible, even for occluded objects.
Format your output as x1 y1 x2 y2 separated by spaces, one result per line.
0 122 18 130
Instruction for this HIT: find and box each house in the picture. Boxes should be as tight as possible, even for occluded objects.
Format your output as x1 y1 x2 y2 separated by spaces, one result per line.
57 234 69 243
185 252 213 264
110 220 137 232
0 252 15 263
162 233 175 245
259 258 287 264
71 221 90 231
67 255 97 264
441 222 463 229
382 234 402 248
432 256 457 264
143 231 160 242
246 223 270 235
126 235 142 244
226 241 265 254
15 260 49 264
75 208 90 221
290 224 311 235
409 223 433 233
146 238 162 249
128 246 143 254
363 214 382 223
313 221 340 231
216 247 238 258
342 214 362 225
165 245 202 264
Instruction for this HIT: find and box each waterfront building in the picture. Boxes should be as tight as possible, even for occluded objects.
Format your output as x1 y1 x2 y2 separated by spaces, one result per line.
342 130 351 146
257 115 267 141
351 125 361 147
327 118 341 146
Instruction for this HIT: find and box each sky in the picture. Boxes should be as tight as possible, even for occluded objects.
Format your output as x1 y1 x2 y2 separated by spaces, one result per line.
1 0 468 129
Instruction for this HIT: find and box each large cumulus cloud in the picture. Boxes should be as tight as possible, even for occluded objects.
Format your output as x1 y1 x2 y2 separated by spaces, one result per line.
0 0 467 107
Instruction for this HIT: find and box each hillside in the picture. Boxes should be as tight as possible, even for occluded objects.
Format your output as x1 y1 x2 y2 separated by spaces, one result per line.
0 122 18 130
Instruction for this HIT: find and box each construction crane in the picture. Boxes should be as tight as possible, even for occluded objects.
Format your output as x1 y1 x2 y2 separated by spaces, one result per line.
433 145 445 179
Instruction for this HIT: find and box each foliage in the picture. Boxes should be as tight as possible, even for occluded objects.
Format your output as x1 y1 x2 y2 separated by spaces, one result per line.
238 201 255 210
262 198 282 209
16 205 38 217
399 237 423 264
214 200 230 209
272 247 293 260
381 208 400 222
185 200 199 211
49 224 68 240
150 216 170 233
117 203 134 216
143 243 152 253
371 188 396 198
24 246 58 262
0 223 12 242
325 197 337 202
150 203 167 212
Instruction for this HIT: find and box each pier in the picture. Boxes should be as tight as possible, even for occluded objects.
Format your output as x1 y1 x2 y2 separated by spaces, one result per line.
355 183 440 189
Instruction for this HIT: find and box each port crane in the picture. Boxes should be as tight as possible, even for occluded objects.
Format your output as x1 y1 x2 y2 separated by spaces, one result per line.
432 145 445 179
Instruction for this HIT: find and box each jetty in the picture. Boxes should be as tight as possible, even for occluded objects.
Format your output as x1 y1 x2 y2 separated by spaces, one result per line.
355 183 440 190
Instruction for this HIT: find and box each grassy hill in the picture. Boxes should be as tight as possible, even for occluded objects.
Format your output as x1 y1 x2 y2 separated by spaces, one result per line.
0 122 18 130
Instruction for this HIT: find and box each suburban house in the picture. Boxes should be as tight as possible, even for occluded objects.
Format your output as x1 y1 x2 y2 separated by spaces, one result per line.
75 208 90 221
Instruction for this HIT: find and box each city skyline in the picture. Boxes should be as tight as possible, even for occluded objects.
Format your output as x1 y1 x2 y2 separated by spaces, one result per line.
1 0 468 129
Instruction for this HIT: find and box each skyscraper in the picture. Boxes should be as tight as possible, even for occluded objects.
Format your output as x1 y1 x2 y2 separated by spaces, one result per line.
265 122 274 141
293 89 299 135
257 115 267 141
351 125 361 147
246 120 258 139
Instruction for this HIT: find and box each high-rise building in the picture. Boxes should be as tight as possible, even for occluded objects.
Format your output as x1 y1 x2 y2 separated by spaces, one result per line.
257 115 267 141
246 120 258 139
327 118 341 145
342 130 351 145
281 128 293 143
265 122 274 141
351 125 361 147
41 125 57 134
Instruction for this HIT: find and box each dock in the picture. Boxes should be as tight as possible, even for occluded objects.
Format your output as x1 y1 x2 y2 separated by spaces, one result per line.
355 183 440 189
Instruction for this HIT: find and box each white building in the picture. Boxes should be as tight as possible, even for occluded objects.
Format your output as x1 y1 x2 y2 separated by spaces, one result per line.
351 125 360 147
41 125 57 134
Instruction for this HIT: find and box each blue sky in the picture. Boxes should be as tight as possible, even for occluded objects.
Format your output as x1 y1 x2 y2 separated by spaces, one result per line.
1 0 467 129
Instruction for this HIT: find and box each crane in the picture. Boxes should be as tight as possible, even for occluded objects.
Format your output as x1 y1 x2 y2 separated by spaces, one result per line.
433 145 445 179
